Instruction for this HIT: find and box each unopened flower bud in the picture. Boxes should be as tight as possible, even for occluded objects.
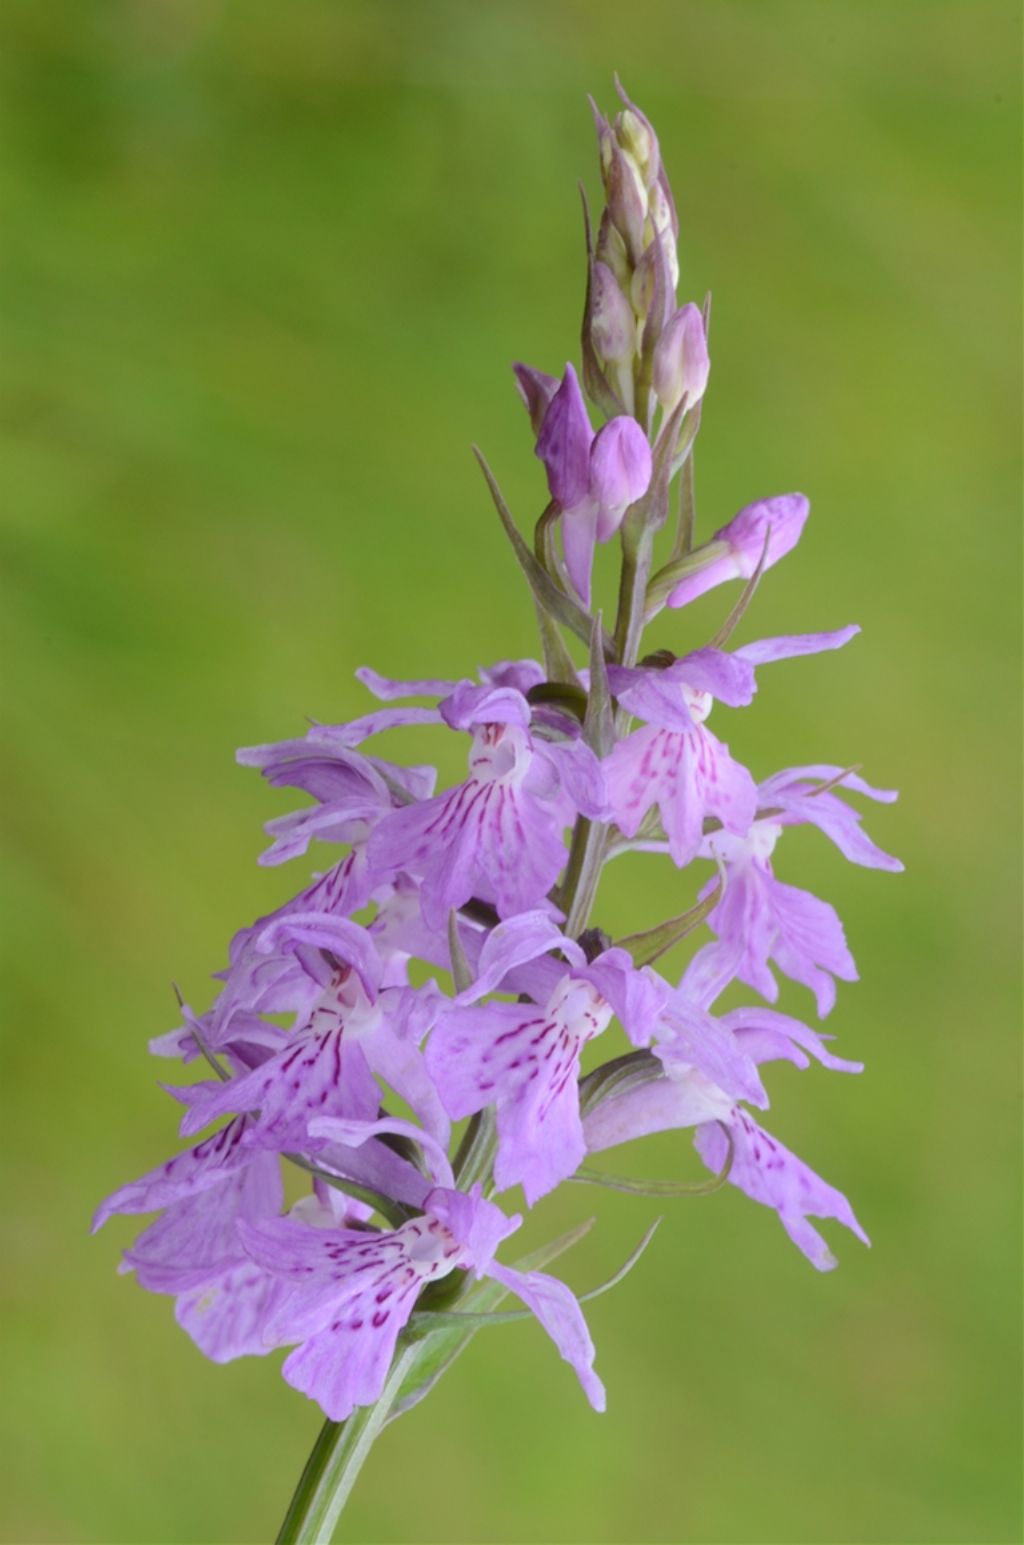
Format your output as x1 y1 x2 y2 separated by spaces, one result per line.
653 304 710 413
589 415 652 531
589 261 636 366
648 184 679 292
606 146 647 262
595 210 630 289
615 108 658 189
666 493 810 608
535 364 593 510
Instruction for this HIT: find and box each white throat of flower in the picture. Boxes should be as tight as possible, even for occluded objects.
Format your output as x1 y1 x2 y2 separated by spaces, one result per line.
401 1215 463 1279
546 973 614 1042
309 968 383 1042
468 722 532 788
681 683 713 724
705 819 783 868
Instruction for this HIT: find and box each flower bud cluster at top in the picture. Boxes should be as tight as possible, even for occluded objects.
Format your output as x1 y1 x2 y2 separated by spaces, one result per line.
94 82 901 1434
585 87 707 429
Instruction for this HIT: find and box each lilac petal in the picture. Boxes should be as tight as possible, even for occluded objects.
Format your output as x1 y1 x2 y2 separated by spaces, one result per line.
721 1006 863 1074
315 1135 433 1212
605 725 757 867
179 1028 380 1146
535 363 594 510
580 950 668 1047
309 1114 455 1189
328 706 444 745
485 1261 606 1412
666 493 810 609
498 947 570 1007
583 1068 733 1153
368 791 479 927
679 938 744 1013
760 764 898 805
370 779 568 929
588 417 652 533
513 361 561 438
92 1115 255 1231
427 996 590 1205
427 1001 547 1122
356 666 457 702
562 502 600 607
123 1150 283 1291
175 1260 293 1363
440 682 531 732
657 996 767 1108
782 792 903 872
242 1211 472 1420
603 727 665 840
674 647 757 708
495 1066 586 1206
695 1112 870 1271
365 1015 450 1146
735 626 860 667
607 671 697 733
758 769 903 872
705 862 857 1018
257 808 377 869
236 732 432 867
425 1185 521 1277
463 911 569 1002
535 739 608 822
254 913 382 1002
436 789 545 923
279 1305 415 1421
478 658 547 695
237 733 387 802
764 878 857 1017
241 1214 402 1289
609 649 755 727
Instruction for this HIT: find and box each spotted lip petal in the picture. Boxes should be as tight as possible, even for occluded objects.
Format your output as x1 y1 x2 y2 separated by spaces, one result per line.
694 825 859 1017
606 720 758 868
695 1112 870 1271
235 1183 600 1420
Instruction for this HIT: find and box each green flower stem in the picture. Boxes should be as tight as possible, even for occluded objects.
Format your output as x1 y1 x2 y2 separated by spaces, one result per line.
276 1343 421 1545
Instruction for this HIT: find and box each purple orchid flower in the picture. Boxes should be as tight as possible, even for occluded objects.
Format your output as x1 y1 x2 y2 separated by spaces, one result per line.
665 493 810 611
585 1006 868 1270
604 646 759 867
604 628 863 870
238 1116 604 1420
179 914 449 1150
427 911 666 1204
92 1113 292 1362
368 683 606 929
687 821 858 1018
755 763 903 872
532 363 652 604
684 755 901 1016
237 727 436 868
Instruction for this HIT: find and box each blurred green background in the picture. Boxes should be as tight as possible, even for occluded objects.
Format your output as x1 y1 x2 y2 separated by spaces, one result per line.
1 2 1020 1542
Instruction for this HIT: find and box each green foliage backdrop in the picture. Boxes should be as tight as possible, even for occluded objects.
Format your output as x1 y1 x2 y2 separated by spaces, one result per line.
1 3 1020 1542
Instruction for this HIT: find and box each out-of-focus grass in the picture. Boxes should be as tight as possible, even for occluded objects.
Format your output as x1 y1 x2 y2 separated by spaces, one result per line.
0 3 1019 1542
